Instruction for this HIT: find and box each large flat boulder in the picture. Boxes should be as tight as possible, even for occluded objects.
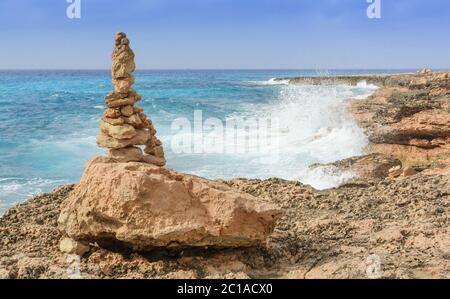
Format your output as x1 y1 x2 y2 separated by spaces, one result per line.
58 157 282 251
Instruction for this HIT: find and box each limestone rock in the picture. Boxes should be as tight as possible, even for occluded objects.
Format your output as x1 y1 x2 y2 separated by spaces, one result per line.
108 146 143 162
402 167 417 177
96 130 150 149
112 35 136 80
103 108 121 119
113 77 134 94
105 96 137 108
96 32 165 162
388 165 403 177
311 153 402 179
105 90 135 101
102 116 125 126
100 120 137 140
58 157 282 250
123 114 143 128
120 105 134 117
370 110 450 148
153 146 165 158
141 154 166 166
59 237 90 256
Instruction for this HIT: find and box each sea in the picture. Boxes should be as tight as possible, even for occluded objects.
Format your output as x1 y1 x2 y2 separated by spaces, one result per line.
0 69 407 214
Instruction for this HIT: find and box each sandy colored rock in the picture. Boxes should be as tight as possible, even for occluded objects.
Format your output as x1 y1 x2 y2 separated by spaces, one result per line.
102 116 125 126
141 154 166 166
96 33 165 161
100 120 137 140
123 114 143 128
2 172 449 278
402 166 417 177
139 113 153 128
103 108 121 119
120 105 134 117
111 33 136 80
59 237 90 256
112 77 134 94
108 146 143 162
105 90 134 101
96 130 150 149
371 110 450 147
153 146 165 158
0 268 10 279
311 153 402 179
104 96 137 108
58 157 282 250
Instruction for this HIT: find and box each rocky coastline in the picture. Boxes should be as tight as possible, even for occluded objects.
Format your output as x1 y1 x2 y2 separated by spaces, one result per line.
1 70 449 279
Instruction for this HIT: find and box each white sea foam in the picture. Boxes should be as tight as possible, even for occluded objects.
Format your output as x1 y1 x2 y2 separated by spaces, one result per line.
352 80 378 99
255 83 370 188
175 81 375 190
250 78 290 85
296 166 355 190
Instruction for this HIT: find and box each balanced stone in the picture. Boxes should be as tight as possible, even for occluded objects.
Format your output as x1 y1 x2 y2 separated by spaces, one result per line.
100 121 136 140
97 130 150 149
108 146 143 162
120 105 134 117
102 116 125 126
103 108 121 119
112 77 134 94
105 96 137 108
95 32 165 165
123 114 143 128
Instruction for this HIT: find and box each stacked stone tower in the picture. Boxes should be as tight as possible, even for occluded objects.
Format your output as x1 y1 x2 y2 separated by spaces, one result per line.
96 32 165 166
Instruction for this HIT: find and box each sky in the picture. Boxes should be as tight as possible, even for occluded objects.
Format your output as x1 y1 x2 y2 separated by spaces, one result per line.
1 0 449 69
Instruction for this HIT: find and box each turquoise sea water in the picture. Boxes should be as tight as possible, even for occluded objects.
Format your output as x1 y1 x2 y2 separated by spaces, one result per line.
0 69 408 213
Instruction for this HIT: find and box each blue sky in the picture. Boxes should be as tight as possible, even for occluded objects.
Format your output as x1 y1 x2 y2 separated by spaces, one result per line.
1 0 449 69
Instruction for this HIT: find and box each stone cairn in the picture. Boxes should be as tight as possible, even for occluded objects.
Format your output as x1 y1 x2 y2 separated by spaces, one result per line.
96 32 166 166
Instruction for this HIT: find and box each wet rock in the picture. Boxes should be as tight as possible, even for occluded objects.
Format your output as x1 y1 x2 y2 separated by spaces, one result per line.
311 153 402 179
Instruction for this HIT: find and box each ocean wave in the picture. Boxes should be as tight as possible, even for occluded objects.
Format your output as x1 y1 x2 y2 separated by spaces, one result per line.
248 78 290 86
176 82 373 189
296 166 355 190
352 80 378 99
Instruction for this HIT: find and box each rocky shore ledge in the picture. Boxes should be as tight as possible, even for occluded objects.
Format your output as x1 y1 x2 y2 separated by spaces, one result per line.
1 70 449 279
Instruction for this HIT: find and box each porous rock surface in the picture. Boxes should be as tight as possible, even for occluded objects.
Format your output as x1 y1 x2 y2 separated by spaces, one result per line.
58 157 282 251
1 173 448 279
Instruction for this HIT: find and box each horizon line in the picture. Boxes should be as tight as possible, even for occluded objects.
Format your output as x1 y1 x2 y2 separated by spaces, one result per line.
1 68 447 71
